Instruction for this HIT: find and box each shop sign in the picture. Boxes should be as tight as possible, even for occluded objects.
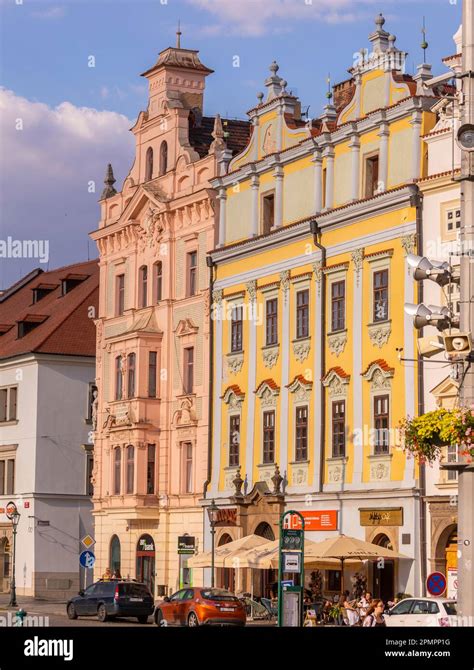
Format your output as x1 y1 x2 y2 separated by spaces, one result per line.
214 508 237 527
138 537 155 552
283 553 301 573
5 502 17 520
288 510 338 532
178 535 196 554
447 568 457 599
359 507 403 527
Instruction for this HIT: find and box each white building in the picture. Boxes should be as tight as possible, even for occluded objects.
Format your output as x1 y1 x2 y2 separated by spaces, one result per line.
418 25 462 599
0 261 98 598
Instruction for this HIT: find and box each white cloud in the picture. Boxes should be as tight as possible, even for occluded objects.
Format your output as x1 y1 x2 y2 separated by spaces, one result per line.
0 88 134 288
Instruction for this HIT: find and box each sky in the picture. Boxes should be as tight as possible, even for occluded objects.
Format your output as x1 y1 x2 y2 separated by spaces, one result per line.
0 0 463 289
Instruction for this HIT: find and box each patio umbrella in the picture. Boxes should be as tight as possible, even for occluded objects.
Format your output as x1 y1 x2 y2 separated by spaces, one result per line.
302 534 412 593
237 538 362 570
187 534 271 569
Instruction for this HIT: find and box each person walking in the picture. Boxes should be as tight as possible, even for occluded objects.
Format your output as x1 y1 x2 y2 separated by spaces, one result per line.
362 600 386 627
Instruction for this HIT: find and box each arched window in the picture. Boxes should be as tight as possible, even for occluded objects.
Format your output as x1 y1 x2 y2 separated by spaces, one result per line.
145 147 153 181
126 445 135 494
113 448 121 495
254 522 275 541
154 262 163 302
127 353 136 398
139 265 148 308
115 356 122 400
159 141 168 176
110 535 121 576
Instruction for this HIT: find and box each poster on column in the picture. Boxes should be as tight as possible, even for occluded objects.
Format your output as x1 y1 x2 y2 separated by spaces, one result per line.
447 568 458 599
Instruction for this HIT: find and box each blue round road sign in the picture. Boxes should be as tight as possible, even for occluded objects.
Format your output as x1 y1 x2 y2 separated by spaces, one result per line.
426 571 446 596
79 550 96 569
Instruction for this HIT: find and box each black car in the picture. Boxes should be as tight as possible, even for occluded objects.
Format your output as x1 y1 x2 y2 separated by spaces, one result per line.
67 580 154 623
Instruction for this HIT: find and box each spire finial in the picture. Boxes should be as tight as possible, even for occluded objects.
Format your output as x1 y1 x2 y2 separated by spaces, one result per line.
421 16 428 64
326 73 332 101
176 19 182 48
101 163 117 200
375 13 385 30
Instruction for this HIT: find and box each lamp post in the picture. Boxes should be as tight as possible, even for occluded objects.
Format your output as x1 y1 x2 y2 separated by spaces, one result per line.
207 499 219 588
8 508 20 608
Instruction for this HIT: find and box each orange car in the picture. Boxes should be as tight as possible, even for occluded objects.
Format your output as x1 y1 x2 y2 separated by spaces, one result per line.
154 587 246 627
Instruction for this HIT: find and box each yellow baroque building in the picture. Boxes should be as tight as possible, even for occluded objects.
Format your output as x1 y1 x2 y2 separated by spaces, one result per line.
205 16 441 601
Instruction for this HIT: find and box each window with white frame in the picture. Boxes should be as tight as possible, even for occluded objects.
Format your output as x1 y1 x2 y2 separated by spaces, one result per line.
447 444 458 481
0 452 15 495
374 394 390 455
0 387 17 423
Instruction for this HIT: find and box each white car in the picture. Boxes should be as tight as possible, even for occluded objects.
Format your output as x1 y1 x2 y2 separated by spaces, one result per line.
384 597 457 627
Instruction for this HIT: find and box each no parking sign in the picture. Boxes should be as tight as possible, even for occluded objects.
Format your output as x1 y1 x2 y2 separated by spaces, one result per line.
426 571 447 597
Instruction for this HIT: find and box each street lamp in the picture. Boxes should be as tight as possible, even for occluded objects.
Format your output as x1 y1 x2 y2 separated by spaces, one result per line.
8 509 20 608
207 499 219 588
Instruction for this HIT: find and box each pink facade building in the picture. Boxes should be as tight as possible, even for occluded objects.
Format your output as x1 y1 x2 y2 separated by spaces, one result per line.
90 36 249 596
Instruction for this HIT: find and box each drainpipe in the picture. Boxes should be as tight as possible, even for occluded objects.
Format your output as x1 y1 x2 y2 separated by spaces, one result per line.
410 185 427 596
310 219 326 493
203 255 215 498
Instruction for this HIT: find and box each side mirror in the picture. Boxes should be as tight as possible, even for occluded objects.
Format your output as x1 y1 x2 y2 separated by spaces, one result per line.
163 596 170 603
79 590 85 597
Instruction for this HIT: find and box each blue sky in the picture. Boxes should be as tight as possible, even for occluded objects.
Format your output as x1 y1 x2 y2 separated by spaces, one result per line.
0 0 462 288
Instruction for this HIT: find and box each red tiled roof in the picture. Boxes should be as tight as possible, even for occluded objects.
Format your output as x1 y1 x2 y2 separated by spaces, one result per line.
416 168 461 183
287 374 312 388
255 378 280 394
361 359 394 376
322 366 351 382
189 116 251 158
221 384 245 399
0 260 99 360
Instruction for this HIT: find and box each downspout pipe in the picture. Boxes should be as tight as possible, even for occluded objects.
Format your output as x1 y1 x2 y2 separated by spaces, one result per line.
410 185 427 596
203 255 215 498
310 219 326 493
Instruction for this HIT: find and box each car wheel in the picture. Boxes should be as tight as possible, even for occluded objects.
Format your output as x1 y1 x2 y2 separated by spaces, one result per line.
97 604 108 622
137 615 149 624
66 603 78 620
187 611 199 627
155 609 164 626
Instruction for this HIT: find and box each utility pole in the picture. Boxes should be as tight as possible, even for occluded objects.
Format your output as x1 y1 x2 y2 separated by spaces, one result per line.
457 0 474 620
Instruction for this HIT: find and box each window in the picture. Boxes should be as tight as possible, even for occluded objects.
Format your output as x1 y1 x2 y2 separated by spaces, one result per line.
183 347 194 394
0 457 15 495
229 415 240 466
115 356 123 401
187 251 197 297
87 383 97 423
113 448 121 495
148 351 157 398
127 353 136 399
374 395 389 454
139 266 148 308
331 280 345 332
447 444 458 481
159 141 168 176
295 406 308 461
154 262 163 302
110 535 121 574
327 570 341 591
447 275 460 315
262 192 275 234
0 387 17 423
373 269 389 322
116 274 125 316
145 147 153 181
230 305 243 353
364 154 379 198
184 442 193 493
126 445 134 494
86 453 94 496
332 400 346 457
147 444 156 494
296 289 309 339
391 600 414 616
263 411 275 464
322 167 327 209
446 207 461 232
265 298 278 346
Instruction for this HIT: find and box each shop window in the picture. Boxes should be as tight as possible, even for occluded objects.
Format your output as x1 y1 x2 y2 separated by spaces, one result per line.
110 535 121 575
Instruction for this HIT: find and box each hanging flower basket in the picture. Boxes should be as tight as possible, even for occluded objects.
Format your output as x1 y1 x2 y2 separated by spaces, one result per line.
400 407 474 464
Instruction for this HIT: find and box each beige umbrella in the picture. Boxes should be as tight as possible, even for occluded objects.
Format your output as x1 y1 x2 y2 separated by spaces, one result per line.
237 538 362 570
187 534 271 569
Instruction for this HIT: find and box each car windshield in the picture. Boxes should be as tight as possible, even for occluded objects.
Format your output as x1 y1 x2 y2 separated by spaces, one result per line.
444 602 457 615
201 589 238 602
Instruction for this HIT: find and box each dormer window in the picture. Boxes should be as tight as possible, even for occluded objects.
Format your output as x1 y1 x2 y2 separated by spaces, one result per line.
145 147 154 181
17 315 48 338
32 283 57 304
61 274 88 296
159 141 168 176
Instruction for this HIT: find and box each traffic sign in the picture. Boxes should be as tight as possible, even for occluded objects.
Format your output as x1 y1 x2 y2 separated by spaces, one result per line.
426 571 447 596
81 534 95 549
79 550 96 569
